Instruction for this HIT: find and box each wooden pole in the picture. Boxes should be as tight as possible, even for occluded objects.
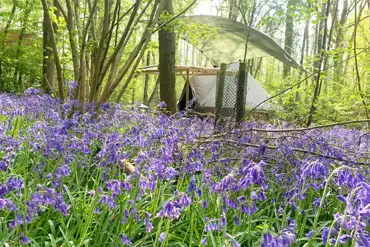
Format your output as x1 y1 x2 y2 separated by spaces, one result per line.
186 69 190 104
236 62 247 123
215 63 227 128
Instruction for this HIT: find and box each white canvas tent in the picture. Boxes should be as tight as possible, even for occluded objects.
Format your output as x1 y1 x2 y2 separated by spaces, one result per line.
138 63 277 112
189 63 274 111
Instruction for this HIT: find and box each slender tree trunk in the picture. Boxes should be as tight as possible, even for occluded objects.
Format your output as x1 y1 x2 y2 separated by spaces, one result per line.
321 0 337 95
143 51 150 105
41 0 65 101
333 0 348 89
353 0 370 123
252 58 262 78
283 0 297 78
295 20 309 102
158 0 177 113
148 76 160 106
43 0 59 94
131 80 136 104
307 0 330 126
0 2 17 91
13 0 32 92
228 0 238 21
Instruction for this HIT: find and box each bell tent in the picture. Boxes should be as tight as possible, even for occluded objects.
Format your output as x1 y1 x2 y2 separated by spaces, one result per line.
177 63 276 112
139 16 300 113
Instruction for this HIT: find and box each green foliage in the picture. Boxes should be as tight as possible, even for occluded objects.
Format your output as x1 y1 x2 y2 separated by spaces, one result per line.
0 1 42 92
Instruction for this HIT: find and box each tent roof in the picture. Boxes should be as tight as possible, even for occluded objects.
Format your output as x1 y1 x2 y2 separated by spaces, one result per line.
138 65 220 76
179 15 300 68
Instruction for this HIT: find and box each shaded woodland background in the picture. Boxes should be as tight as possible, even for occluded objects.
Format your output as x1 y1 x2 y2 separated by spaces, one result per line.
0 0 369 125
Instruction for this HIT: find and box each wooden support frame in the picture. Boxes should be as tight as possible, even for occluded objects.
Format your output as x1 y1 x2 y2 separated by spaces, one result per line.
138 64 219 108
215 63 226 127
186 70 190 103
138 65 220 76
236 62 247 122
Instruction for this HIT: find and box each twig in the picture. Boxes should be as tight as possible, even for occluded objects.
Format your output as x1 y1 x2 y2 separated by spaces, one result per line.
186 109 215 118
196 139 368 166
246 119 370 133
152 0 196 34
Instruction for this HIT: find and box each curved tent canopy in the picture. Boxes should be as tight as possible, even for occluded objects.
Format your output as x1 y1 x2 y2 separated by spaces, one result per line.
180 15 299 68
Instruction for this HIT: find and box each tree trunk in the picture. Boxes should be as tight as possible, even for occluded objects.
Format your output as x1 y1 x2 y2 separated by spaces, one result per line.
148 76 160 106
0 2 17 91
131 80 136 104
228 0 238 21
283 0 297 78
158 0 177 113
41 0 65 101
333 0 348 89
353 0 370 123
143 51 150 105
295 19 309 102
43 0 59 94
13 0 32 92
307 0 330 126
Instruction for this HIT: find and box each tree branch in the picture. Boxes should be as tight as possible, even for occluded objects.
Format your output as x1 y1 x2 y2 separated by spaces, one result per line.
151 0 197 34
247 119 370 133
197 139 367 166
53 0 68 21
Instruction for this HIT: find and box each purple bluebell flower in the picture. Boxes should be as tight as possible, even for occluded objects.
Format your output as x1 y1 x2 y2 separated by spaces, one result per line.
9 214 24 228
234 216 240 226
201 237 207 245
144 213 153 232
322 227 330 245
120 234 132 246
158 101 166 109
188 176 197 193
339 235 350 244
99 195 116 209
159 232 166 242
94 207 100 214
205 221 219 232
20 235 30 245
157 200 182 220
306 230 315 239
228 198 238 210
220 214 227 228
231 239 240 247
288 217 296 231
0 160 7 171
180 194 191 208
226 233 240 247
237 196 245 202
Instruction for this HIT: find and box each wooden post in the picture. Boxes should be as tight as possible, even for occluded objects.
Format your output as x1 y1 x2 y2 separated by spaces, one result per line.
215 63 227 128
236 62 247 123
186 70 190 104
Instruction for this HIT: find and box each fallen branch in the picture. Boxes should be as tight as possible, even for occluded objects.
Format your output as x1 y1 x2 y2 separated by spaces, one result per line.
186 109 215 118
246 119 370 133
196 139 368 166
